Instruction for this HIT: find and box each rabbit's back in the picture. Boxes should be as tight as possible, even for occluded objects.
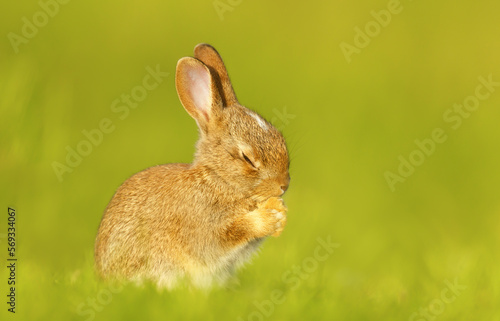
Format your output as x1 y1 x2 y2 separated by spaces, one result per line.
95 164 215 281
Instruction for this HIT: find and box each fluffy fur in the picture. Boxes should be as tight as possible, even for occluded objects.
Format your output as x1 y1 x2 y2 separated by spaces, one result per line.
94 44 290 289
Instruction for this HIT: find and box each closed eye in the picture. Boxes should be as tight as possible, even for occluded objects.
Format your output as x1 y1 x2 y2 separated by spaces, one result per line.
242 152 256 168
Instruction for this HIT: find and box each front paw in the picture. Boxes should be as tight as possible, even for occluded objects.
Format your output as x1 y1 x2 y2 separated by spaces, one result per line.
252 197 288 238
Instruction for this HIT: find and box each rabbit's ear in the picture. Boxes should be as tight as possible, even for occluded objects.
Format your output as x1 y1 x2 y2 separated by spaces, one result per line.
194 44 238 107
176 57 222 132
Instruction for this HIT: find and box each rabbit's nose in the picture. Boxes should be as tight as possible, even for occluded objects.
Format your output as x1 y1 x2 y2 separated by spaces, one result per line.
279 176 290 195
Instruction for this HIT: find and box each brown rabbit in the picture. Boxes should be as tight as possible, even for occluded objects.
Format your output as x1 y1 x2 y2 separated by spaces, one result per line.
94 44 290 289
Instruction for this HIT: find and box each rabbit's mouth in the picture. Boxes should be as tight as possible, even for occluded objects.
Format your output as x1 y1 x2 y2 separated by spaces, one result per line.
250 184 288 203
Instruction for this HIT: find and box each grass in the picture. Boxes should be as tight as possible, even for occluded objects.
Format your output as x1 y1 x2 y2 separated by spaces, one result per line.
2 0 500 320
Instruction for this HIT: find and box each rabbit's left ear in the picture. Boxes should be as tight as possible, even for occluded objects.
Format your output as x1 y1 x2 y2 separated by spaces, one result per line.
175 57 223 133
194 44 238 107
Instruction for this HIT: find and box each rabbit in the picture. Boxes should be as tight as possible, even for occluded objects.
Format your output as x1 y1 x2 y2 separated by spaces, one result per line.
94 43 290 289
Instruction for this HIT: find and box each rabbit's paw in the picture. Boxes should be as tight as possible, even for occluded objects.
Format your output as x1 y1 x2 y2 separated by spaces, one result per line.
250 197 287 238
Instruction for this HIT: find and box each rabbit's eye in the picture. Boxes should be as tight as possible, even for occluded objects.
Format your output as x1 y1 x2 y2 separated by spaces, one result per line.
242 153 256 168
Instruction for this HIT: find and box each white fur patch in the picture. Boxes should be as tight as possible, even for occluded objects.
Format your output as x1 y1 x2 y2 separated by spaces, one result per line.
275 211 284 220
248 111 268 131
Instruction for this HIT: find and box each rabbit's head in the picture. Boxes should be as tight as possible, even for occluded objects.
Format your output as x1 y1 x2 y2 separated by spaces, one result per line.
176 44 290 202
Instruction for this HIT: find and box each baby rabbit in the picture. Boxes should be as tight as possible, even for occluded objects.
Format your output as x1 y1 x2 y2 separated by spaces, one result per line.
94 44 290 289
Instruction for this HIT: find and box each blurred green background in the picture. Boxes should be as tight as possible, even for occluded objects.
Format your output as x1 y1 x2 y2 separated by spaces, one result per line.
1 0 500 320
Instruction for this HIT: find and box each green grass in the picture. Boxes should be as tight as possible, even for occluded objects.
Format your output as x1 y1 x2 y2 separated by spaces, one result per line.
2 0 500 320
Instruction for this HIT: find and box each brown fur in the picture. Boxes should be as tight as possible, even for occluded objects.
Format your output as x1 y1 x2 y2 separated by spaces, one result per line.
94 44 290 289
